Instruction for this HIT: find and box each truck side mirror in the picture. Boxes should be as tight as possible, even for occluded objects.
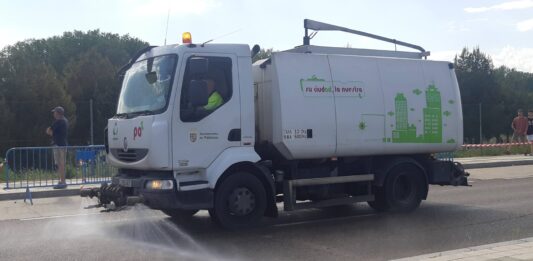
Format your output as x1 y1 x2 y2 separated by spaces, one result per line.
251 44 261 59
188 57 208 78
188 80 208 107
145 71 157 84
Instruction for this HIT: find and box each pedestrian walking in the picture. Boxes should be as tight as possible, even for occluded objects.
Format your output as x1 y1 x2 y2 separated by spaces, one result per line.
508 109 528 154
46 106 69 189
527 110 533 156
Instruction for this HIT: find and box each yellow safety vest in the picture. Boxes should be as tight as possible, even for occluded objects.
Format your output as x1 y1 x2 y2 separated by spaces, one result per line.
204 91 223 110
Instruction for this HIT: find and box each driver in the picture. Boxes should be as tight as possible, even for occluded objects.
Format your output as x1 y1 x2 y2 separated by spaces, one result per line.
203 79 223 111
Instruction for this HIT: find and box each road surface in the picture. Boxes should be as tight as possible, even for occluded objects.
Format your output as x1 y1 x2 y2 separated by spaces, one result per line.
1 165 533 261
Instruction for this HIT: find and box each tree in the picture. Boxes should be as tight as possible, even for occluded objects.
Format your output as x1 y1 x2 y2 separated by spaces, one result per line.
0 30 148 154
63 48 118 144
0 50 75 149
454 47 506 143
455 47 533 143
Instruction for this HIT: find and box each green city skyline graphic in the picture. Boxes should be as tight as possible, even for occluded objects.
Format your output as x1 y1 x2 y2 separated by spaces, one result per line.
389 84 443 143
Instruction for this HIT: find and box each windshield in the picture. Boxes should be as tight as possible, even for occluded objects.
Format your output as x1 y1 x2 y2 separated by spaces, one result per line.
116 54 177 115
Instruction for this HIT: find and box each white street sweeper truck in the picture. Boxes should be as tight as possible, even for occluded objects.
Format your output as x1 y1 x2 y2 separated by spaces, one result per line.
81 19 469 229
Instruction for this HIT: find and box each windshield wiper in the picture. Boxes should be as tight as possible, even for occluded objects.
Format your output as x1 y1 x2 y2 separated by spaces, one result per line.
114 110 154 119
114 113 130 119
134 110 154 116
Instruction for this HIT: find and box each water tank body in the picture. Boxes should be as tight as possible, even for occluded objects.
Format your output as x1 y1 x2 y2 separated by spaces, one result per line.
254 51 462 160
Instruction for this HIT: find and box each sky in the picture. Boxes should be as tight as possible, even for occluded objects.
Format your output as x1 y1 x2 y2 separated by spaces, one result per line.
1 0 533 72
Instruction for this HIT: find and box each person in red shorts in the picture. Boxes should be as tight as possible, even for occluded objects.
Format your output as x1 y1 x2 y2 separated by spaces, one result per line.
509 109 528 154
527 110 533 155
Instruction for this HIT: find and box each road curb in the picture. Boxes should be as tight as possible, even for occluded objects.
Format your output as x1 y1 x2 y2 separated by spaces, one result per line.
462 160 533 169
0 186 91 202
392 236 533 260
0 189 79 201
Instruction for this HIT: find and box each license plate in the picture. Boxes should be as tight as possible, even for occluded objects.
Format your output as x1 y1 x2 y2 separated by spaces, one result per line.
119 178 134 187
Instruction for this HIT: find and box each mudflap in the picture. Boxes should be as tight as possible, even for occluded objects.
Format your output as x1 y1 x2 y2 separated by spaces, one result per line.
430 160 470 186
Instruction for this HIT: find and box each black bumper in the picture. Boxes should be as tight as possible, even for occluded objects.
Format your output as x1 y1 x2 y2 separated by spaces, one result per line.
429 160 469 186
111 175 213 210
141 188 213 210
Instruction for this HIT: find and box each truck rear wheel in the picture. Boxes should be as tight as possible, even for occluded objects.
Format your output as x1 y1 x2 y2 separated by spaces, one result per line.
161 209 199 221
210 172 267 229
368 164 424 212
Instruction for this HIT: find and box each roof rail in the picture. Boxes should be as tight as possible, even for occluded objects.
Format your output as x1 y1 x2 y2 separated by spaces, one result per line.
303 19 429 58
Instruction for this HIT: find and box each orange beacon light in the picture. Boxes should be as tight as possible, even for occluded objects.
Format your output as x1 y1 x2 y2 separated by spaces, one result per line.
182 32 192 44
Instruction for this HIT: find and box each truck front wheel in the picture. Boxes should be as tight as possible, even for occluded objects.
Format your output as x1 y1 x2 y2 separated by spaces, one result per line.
210 172 267 229
368 164 424 212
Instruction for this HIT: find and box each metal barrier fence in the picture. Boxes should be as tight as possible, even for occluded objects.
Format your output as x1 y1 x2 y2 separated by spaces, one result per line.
435 152 455 161
462 142 531 149
3 145 116 189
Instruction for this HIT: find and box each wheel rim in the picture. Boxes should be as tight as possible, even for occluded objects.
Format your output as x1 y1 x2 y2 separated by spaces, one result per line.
392 174 415 203
228 187 256 216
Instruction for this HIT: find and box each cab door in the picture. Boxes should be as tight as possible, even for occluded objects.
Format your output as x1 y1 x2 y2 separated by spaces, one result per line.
172 53 241 170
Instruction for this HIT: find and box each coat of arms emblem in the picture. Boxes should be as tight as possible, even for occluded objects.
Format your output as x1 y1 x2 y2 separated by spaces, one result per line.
189 132 198 143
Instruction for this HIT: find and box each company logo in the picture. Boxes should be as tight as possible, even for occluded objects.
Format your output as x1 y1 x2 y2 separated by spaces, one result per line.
113 122 118 136
189 130 198 143
133 121 144 140
112 122 119 141
299 75 365 98
123 137 128 152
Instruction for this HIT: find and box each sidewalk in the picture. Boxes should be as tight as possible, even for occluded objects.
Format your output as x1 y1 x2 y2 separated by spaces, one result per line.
456 155 533 169
393 237 533 261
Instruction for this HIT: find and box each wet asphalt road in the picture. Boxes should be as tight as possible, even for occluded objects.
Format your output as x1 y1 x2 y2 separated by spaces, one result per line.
1 167 533 261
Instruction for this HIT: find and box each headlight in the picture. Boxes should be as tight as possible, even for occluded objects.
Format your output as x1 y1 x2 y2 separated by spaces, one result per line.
145 180 174 190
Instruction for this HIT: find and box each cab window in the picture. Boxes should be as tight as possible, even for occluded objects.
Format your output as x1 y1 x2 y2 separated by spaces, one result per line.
180 56 232 122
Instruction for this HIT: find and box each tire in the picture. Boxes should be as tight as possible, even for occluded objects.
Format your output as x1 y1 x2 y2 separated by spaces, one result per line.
368 164 424 212
161 209 199 221
209 172 267 229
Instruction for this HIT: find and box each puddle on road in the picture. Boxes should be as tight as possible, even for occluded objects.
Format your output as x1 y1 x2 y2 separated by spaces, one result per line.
35 198 236 261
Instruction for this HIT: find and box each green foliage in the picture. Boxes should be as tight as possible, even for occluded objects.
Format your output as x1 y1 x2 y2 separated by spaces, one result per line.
455 146 530 158
358 121 366 130
455 47 533 144
412 88 422 95
63 48 119 144
0 30 148 154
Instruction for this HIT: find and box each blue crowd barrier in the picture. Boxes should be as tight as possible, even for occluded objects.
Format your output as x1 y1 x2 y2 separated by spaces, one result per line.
3 145 116 190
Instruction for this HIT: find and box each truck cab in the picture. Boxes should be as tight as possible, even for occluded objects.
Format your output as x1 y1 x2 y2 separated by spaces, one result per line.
105 42 263 217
